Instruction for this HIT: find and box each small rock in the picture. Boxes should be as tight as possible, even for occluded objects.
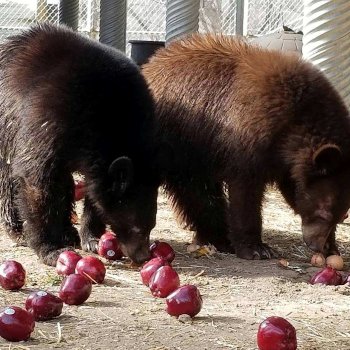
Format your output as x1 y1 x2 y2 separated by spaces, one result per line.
130 309 141 315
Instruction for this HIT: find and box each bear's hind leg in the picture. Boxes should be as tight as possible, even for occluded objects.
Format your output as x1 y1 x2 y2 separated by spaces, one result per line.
0 174 25 244
227 178 278 260
17 171 78 266
79 196 105 253
166 179 232 252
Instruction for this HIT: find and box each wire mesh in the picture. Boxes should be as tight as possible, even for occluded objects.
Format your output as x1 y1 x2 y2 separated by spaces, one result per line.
127 0 166 42
0 0 96 41
247 0 303 36
0 0 58 41
79 0 99 38
199 0 236 34
0 0 303 44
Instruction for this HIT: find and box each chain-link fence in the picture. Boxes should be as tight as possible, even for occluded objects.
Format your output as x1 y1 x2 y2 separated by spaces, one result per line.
78 0 99 38
199 0 303 36
126 0 303 40
199 0 236 34
0 0 93 41
127 0 166 42
247 0 303 35
0 0 303 45
0 0 57 41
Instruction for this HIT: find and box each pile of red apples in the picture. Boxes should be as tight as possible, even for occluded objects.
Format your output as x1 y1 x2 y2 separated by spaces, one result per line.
0 236 203 342
0 230 121 342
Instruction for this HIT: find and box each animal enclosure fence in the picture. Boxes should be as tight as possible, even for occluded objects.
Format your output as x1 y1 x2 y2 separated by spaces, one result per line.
0 0 303 45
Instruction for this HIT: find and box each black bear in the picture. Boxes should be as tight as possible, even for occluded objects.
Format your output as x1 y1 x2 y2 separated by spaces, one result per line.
142 34 350 259
0 23 159 265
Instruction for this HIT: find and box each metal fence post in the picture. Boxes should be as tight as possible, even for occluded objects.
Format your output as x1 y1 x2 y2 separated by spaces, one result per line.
235 0 247 36
303 0 350 108
100 0 127 52
59 0 79 30
165 0 200 44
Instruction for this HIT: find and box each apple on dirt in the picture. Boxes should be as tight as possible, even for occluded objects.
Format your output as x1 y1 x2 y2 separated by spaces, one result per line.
56 250 82 276
0 260 26 290
98 231 123 260
150 241 175 263
257 316 297 350
149 265 180 298
59 273 92 305
0 306 35 342
140 257 168 286
75 256 106 284
166 285 203 318
309 266 343 286
25 290 63 321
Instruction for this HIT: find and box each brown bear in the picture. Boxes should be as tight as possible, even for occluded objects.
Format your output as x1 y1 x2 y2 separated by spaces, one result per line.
0 23 160 266
142 34 350 259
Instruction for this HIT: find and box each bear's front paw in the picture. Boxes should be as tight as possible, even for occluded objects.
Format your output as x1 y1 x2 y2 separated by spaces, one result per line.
40 247 76 266
193 235 235 254
235 243 278 260
81 238 99 253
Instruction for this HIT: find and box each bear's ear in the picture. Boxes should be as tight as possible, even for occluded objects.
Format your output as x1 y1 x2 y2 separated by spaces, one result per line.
312 144 342 175
108 156 134 196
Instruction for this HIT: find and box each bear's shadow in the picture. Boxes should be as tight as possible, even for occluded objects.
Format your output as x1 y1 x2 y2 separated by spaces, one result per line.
153 228 350 282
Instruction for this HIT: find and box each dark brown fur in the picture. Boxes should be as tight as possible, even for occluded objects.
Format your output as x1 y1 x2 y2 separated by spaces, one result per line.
143 34 350 259
0 24 160 265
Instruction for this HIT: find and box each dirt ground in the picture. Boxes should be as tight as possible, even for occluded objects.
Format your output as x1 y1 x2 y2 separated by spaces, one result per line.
1 187 350 350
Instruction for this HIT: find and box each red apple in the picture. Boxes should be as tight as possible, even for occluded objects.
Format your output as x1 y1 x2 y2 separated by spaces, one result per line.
98 231 123 260
166 285 202 318
25 290 63 321
257 316 297 350
0 306 35 342
150 240 175 263
140 257 168 286
56 250 82 276
309 266 343 285
59 274 92 305
101 232 115 239
74 180 85 201
0 260 26 290
75 256 106 284
149 265 180 298
71 210 79 225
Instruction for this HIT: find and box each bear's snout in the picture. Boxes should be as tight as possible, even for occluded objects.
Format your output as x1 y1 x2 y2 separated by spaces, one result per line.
125 246 151 265
302 221 332 253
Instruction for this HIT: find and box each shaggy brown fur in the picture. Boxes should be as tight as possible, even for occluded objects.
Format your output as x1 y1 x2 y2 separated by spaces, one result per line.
143 34 350 259
0 24 160 266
